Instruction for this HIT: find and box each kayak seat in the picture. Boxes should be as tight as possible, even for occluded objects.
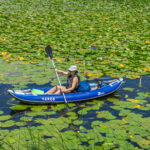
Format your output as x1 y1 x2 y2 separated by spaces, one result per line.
101 81 108 87
77 81 91 92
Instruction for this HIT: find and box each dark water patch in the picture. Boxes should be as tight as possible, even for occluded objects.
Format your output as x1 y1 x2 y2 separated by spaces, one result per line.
127 139 141 149
130 109 150 118
0 83 14 113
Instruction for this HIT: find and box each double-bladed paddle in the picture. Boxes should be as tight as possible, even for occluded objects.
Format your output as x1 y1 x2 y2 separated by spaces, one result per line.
45 45 67 103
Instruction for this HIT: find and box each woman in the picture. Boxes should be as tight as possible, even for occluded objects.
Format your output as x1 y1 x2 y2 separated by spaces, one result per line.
45 65 80 94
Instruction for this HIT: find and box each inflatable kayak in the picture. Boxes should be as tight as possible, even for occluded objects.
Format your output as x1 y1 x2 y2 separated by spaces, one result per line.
8 78 123 104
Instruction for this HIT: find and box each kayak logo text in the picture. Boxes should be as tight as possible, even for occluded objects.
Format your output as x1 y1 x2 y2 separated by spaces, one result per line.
98 92 105 96
42 97 55 101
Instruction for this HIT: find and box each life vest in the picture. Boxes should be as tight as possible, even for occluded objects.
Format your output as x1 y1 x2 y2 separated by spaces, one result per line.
66 74 80 92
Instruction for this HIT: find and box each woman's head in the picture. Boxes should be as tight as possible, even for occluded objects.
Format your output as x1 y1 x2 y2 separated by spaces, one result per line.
68 65 78 75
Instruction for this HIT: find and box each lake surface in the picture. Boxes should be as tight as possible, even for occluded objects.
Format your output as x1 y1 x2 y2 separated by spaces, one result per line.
0 75 150 149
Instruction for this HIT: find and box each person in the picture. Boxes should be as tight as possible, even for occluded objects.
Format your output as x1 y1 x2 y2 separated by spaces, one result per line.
45 65 80 94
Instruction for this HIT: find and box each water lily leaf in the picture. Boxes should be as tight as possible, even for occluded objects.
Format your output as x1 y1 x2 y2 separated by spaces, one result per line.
73 120 83 125
91 120 103 128
67 112 77 120
51 104 66 111
10 104 29 110
26 111 55 117
68 103 76 107
0 115 11 121
20 116 33 122
79 126 87 132
15 122 27 126
1 120 15 127
35 118 52 125
30 105 48 112
119 109 131 117
78 109 88 115
97 111 116 120
123 88 134 92
0 111 4 115
107 97 119 102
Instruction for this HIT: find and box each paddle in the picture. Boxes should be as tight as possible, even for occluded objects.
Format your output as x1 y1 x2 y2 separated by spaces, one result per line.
45 45 67 103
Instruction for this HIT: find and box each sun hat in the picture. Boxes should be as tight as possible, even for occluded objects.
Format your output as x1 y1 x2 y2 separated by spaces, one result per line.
68 65 78 72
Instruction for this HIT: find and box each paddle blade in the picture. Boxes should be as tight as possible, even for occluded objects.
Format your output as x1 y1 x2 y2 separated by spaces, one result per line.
45 45 53 59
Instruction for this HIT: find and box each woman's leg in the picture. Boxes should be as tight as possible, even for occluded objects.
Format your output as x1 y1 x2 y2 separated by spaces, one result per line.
45 86 67 94
54 86 67 94
45 86 58 94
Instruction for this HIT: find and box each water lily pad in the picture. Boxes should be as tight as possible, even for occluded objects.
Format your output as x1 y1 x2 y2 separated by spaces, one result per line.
10 104 29 110
51 104 66 111
73 120 83 125
0 111 4 115
35 118 52 125
20 116 33 122
68 103 76 107
0 115 11 121
30 105 48 112
97 111 116 120
78 109 88 115
123 88 134 92
119 109 131 117
67 112 77 120
15 122 27 126
1 120 15 127
0 1 150 149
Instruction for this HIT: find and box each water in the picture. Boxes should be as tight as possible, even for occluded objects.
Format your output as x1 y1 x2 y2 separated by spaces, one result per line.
0 76 150 149
1 75 150 123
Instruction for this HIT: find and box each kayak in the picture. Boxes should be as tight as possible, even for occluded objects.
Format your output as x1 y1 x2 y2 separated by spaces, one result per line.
8 78 123 104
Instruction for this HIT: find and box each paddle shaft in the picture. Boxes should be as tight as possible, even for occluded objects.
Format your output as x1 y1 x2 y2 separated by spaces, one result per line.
50 59 67 103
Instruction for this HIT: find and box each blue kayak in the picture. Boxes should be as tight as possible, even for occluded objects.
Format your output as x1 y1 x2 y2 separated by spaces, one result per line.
8 78 123 104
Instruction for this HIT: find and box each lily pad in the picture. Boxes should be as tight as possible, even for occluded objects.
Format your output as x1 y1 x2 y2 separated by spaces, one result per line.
123 88 134 92
1 120 15 127
10 104 29 111
97 111 116 120
0 111 4 115
73 120 83 125
0 115 11 121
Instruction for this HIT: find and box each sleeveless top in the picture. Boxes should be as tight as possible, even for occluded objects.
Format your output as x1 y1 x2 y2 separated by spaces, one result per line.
66 74 80 92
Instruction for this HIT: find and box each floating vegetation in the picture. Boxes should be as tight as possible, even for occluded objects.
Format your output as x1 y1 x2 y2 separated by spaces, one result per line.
0 115 11 121
0 0 150 87
0 0 150 149
0 120 15 128
1 78 150 150
0 111 4 115
10 104 29 111
123 87 134 92
97 111 116 120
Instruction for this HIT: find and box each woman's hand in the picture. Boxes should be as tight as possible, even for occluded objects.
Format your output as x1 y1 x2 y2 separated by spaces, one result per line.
54 69 68 75
62 89 67 93
54 69 58 72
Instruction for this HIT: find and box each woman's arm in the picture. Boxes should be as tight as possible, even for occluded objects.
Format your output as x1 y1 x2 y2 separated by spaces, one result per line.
54 69 68 75
63 77 78 92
